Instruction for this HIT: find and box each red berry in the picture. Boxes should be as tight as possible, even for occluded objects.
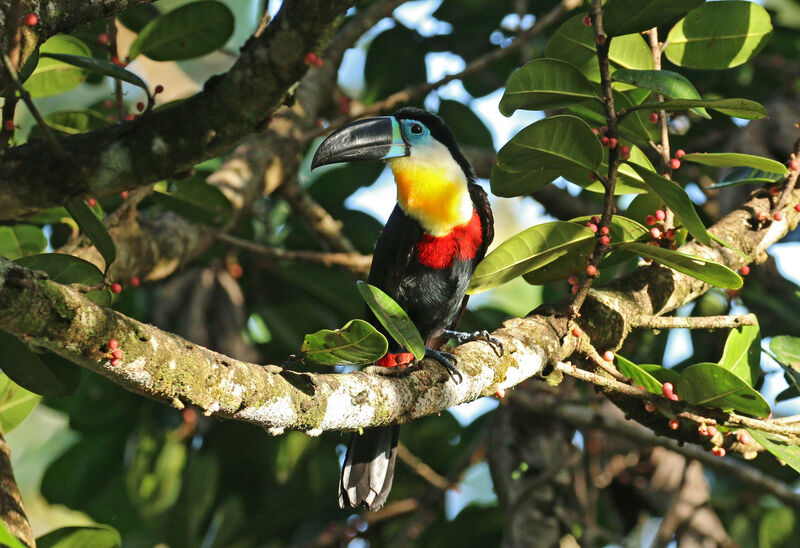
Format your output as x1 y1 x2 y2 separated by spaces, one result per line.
675 149 686 159
665 229 675 240
568 275 579 285
3 119 14 131
586 265 598 277
111 358 121 367
120 190 129 199
698 423 709 436
600 235 610 246
136 102 145 112
304 52 318 65
769 185 780 197
339 95 351 114
668 419 679 430
655 209 666 221
737 430 752 445
668 393 679 401
795 204 800 212
582 15 592 26
124 114 136 121
596 34 606 46
495 388 506 399
649 112 659 124
87 197 97 207
607 137 618 149
97 33 110 45
645 215 656 226
602 350 614 362
707 425 718 437
711 446 726 457
662 382 674 396
591 127 599 135
314 57 324 67
620 145 630 159
103 100 113 109
600 136 609 146
588 172 597 181
774 211 784 221
572 327 583 337
111 56 123 66
111 349 123 360
650 227 662 240
791 159 800 171
757 211 767 221
585 222 598 233
24 13 38 26
154 85 164 94
645 401 656 412
591 216 600 224
740 265 750 276
110 282 122 294
108 339 119 350
670 158 681 170
600 226 609 235
599 126 608 135
129 276 141 287
571 284 579 295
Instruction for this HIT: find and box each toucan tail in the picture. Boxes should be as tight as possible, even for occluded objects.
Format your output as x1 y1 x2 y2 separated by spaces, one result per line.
339 425 399 511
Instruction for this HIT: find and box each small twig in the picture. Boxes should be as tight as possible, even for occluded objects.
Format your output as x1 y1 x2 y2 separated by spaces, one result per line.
396 443 452 490
634 313 758 330
217 232 372 275
646 27 675 230
109 18 125 120
775 144 800 213
586 346 629 383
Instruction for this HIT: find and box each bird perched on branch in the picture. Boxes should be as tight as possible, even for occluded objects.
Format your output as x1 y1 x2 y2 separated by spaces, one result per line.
311 107 500 511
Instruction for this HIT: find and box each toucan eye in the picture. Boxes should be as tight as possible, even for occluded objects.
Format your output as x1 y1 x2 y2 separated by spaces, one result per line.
410 123 424 135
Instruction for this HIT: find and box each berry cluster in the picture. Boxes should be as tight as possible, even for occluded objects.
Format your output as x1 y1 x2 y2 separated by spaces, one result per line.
591 126 631 160
107 339 123 366
304 52 324 67
662 382 679 401
644 208 678 250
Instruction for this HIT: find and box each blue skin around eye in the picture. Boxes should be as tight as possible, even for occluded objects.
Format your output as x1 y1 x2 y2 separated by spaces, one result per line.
400 120 430 144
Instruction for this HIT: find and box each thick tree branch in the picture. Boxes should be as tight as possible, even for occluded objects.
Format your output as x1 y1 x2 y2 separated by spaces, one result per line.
633 313 758 330
0 429 33 548
0 0 354 220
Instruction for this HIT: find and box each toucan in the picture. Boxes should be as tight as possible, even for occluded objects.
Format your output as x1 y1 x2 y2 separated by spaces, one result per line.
311 107 499 511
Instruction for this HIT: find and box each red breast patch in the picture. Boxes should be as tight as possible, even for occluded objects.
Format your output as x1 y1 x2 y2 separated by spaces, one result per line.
416 211 483 269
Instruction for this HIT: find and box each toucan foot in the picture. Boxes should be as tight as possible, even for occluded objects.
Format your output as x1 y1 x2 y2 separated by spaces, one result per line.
424 347 462 384
442 329 504 358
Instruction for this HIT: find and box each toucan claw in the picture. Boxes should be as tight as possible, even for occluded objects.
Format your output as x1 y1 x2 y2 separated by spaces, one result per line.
424 347 462 384
442 329 504 358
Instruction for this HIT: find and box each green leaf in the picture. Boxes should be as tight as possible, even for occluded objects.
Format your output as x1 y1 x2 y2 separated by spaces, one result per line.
616 355 663 394
15 253 110 306
569 215 649 244
40 53 150 95
490 164 565 198
604 0 704 36
629 164 712 245
759 506 796 548
565 143 654 195
0 520 27 548
711 167 784 189
470 221 595 293
0 225 47 260
665 1 773 69
356 282 425 361
546 14 653 87
129 1 234 61
0 330 72 397
747 429 800 475
682 153 788 175
622 98 768 120
30 109 108 139
569 89 658 144
719 324 761 386
37 525 121 548
771 336 800 369
496 115 603 174
118 4 160 32
301 319 388 366
66 200 116 271
676 362 770 416
620 242 743 289
275 432 315 484
438 100 494 150
150 178 233 226
126 432 187 519
611 68 709 118
0 373 40 433
24 35 91 97
18 48 39 84
499 58 599 116
363 25 427 104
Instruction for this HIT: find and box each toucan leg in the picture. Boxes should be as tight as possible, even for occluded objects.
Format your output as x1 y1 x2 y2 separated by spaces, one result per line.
441 329 504 357
424 347 462 384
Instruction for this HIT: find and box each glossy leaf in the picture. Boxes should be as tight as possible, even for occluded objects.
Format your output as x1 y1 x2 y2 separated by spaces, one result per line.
629 164 712 245
118 4 160 32
569 89 658 144
438 100 494 150
665 1 773 69
546 14 653 87
363 25 427 104
37 525 121 548
621 242 743 289
771 336 800 369
15 253 110 306
0 373 40 433
565 143 654 194
490 164 564 198
569 215 649 244
747 429 800 475
126 432 187 518
499 58 598 116
711 167 783 189
129 1 234 61
18 48 39 83
603 0 704 36
719 324 761 386
66 200 116 271
24 35 91 97
0 330 72 397
302 319 388 366
623 98 767 120
675 362 770 416
611 69 709 118
0 225 47 260
40 53 150 93
470 222 596 293
616 355 662 394
682 153 788 175
496 115 603 174
357 282 425 360
640 363 683 387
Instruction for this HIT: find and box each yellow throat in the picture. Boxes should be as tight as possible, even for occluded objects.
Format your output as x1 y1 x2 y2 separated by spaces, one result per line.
388 156 473 236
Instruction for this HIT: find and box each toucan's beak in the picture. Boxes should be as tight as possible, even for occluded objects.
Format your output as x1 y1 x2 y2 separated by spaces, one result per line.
311 116 409 170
